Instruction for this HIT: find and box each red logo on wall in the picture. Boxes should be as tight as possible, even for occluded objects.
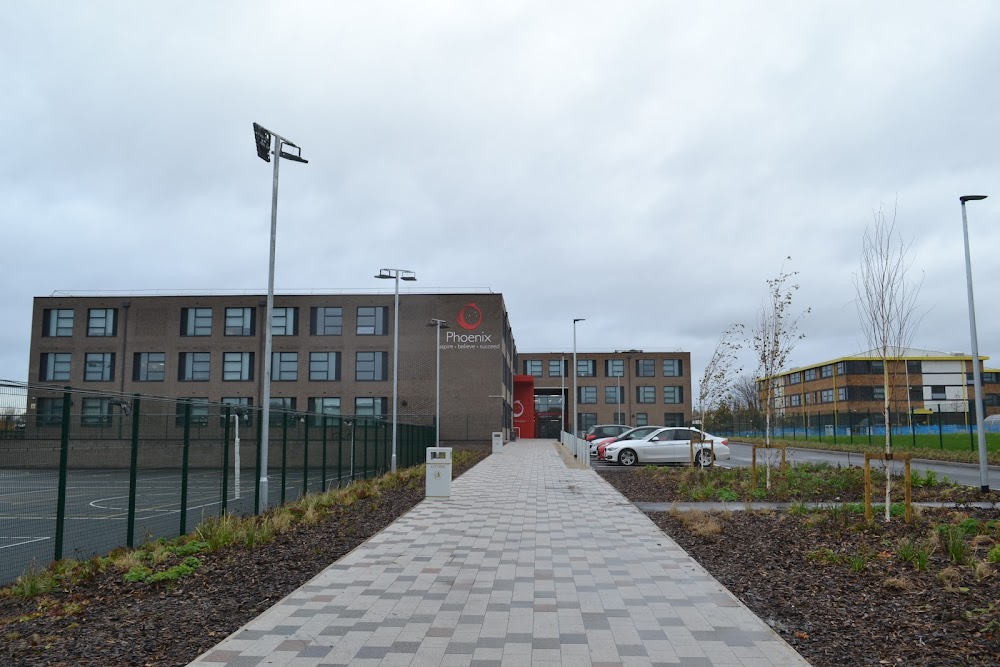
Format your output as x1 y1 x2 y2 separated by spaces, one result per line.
457 303 483 331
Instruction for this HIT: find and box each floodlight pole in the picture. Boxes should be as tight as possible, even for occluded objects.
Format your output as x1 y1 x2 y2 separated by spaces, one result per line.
376 268 417 472
253 123 307 511
960 194 989 492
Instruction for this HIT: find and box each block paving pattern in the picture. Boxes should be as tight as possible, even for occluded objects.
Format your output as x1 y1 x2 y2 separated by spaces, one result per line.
189 440 809 666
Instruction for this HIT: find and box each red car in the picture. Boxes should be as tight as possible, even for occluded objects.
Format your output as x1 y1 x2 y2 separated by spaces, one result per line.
595 425 663 460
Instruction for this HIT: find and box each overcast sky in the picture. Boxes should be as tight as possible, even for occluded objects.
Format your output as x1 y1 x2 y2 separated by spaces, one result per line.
3 1 1000 393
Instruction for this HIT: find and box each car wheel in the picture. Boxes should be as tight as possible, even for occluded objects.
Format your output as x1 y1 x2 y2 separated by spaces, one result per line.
695 448 714 468
619 449 638 467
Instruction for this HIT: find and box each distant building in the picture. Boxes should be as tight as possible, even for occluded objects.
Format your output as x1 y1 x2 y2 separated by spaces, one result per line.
765 348 1000 421
514 350 692 437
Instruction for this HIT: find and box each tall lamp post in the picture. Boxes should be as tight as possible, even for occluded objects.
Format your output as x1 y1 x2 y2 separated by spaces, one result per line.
572 318 585 443
252 123 307 510
560 355 566 433
428 319 449 447
376 268 417 472
959 194 990 492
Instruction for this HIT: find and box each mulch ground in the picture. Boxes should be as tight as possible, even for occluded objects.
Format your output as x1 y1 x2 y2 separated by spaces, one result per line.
602 467 1000 667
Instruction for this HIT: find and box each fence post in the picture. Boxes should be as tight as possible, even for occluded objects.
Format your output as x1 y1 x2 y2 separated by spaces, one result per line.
337 418 344 488
222 406 231 516
303 413 310 497
127 397 142 547
321 417 328 492
910 410 916 448
180 401 192 536
254 406 263 514
867 409 872 446
968 402 975 452
280 412 288 505
54 388 73 561
363 419 370 479
937 405 943 450
833 410 838 445
849 411 854 446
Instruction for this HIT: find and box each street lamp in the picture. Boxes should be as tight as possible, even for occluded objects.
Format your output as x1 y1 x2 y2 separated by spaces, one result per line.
428 319 449 447
376 268 417 472
252 122 307 510
959 194 989 492
572 318 585 444
560 354 566 433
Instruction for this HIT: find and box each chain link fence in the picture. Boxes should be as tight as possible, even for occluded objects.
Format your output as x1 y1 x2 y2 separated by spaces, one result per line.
0 381 435 586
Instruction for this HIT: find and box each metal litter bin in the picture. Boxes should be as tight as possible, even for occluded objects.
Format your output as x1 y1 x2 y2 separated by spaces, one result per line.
492 431 503 453
426 447 453 498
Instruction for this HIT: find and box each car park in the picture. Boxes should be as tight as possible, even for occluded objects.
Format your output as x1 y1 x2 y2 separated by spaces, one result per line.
603 427 730 467
593 425 663 459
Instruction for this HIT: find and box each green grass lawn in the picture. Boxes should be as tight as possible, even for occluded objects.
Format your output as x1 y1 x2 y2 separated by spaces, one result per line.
740 432 1000 465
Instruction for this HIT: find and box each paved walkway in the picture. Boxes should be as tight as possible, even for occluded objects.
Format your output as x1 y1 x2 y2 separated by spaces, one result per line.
189 439 809 667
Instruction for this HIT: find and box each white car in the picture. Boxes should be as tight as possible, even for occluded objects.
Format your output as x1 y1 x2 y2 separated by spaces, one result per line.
603 427 730 467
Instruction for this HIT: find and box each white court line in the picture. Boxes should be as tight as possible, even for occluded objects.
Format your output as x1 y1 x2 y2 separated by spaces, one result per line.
0 536 50 549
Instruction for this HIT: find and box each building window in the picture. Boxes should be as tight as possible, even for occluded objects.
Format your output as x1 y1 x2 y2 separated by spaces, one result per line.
820 389 834 403
357 306 388 335
133 352 165 381
548 359 567 377
271 307 298 336
356 351 388 381
308 397 341 426
873 386 885 401
663 413 684 427
355 397 387 417
790 394 802 406
223 352 254 381
663 386 683 404
578 386 597 404
84 353 114 382
577 413 597 433
43 309 74 337
309 352 341 381
269 397 297 424
662 359 682 377
36 397 65 426
788 372 801 385
821 365 833 378
40 353 71 381
930 385 947 400
870 360 884 374
311 307 343 336
636 386 655 404
181 308 212 336
613 412 626 425
271 352 298 381
225 307 255 336
175 399 210 427
837 387 847 401
605 359 624 377
836 362 847 375
179 352 211 381
220 397 253 426
605 386 623 404
576 359 596 377
635 413 648 426
804 368 817 381
524 360 543 377
87 308 117 337
636 359 656 377
81 398 113 426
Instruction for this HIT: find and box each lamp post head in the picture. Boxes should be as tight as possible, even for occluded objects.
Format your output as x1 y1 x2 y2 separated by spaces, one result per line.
960 195 988 203
574 318 585 324
252 123 272 162
428 319 449 329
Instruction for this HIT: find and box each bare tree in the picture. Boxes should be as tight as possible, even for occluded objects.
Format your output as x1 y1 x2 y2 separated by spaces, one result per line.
854 203 923 522
730 374 763 424
698 324 743 435
750 260 809 486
